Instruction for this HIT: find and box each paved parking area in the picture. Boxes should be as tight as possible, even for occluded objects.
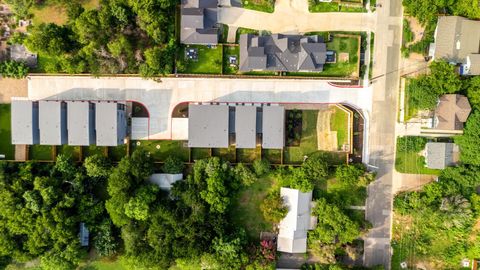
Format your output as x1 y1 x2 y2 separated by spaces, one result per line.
27 76 372 140
218 0 376 33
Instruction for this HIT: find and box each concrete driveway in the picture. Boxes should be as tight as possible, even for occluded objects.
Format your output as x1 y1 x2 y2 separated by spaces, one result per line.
218 0 376 33
27 76 372 140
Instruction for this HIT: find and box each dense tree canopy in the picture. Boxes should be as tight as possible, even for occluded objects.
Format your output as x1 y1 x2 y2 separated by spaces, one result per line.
455 111 480 165
403 0 480 25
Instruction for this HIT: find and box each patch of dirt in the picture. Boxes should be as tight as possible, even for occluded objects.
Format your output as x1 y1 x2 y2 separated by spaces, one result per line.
405 16 425 47
0 78 27 103
15 145 26 161
339 52 349 62
316 107 337 152
394 173 437 193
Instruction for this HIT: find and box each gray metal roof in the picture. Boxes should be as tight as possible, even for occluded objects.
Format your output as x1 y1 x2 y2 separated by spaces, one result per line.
39 101 67 145
11 99 39 145
277 187 314 253
434 16 480 63
67 101 95 146
188 104 229 148
95 102 126 146
240 34 327 72
235 106 257 148
426 142 459 169
262 106 285 149
180 0 218 45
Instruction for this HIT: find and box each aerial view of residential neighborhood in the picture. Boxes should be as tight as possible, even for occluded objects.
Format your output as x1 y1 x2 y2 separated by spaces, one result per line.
0 0 480 269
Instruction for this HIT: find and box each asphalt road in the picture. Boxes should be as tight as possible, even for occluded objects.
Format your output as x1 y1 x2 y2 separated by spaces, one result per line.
363 0 403 268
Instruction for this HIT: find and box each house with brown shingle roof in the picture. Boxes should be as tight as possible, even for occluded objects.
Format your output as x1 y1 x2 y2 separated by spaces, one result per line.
433 94 471 131
429 16 480 75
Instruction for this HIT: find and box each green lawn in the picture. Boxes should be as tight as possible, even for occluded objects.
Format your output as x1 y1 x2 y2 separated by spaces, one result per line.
283 110 318 164
108 144 127 161
395 150 441 175
177 45 223 74
191 148 211 161
83 145 107 159
325 178 366 206
35 54 60 73
131 140 189 162
404 79 419 121
237 148 259 163
80 259 126 270
29 145 53 161
262 149 282 164
241 0 274 13
309 0 339 12
222 46 240 75
324 35 360 77
230 175 276 240
330 106 349 150
0 104 14 160
212 146 236 163
57 145 81 161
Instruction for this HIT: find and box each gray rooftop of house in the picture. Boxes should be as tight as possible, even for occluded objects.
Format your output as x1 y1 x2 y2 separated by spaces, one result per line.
188 104 229 148
67 101 95 146
180 0 218 44
95 102 126 146
434 16 480 63
39 101 67 145
240 34 327 72
9 44 37 68
235 106 257 148
426 142 460 169
262 106 285 149
11 99 39 145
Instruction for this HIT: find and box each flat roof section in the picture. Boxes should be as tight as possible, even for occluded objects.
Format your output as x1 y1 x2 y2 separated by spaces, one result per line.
262 106 285 149
11 99 39 145
67 101 95 146
235 106 257 148
188 104 229 148
39 101 67 145
95 102 126 146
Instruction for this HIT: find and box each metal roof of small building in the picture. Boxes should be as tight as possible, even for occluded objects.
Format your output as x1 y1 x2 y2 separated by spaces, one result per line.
11 98 39 145
426 142 460 169
262 106 285 149
277 187 315 253
39 100 67 145
235 106 257 148
188 104 229 148
67 101 95 146
95 102 126 146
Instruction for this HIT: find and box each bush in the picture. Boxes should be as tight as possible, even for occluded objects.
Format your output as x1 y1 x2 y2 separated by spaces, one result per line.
162 156 185 174
234 163 257 186
253 159 270 176
397 136 427 153
0 60 29 78
335 164 366 186
302 153 329 181
260 191 288 224
94 219 118 257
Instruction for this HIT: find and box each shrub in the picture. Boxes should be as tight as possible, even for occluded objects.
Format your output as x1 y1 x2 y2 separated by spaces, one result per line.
335 164 365 186
302 153 329 181
0 60 29 78
397 136 427 153
253 159 270 176
162 156 185 174
234 163 257 186
260 191 288 224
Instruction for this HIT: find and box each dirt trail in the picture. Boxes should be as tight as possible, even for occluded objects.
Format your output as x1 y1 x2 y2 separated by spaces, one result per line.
316 107 337 151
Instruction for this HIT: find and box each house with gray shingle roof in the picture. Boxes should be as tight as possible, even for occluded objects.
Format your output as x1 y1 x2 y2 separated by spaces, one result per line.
239 34 327 72
425 142 459 169
180 0 219 45
430 16 480 75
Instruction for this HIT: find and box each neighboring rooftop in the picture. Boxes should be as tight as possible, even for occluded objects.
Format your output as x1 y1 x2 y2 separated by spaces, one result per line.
9 44 37 68
277 187 316 254
235 105 257 149
38 101 67 145
432 16 480 74
425 142 460 169
434 94 471 131
149 173 184 190
239 34 327 72
180 0 219 45
188 104 230 148
67 101 95 146
11 98 39 145
95 102 127 146
262 105 285 149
